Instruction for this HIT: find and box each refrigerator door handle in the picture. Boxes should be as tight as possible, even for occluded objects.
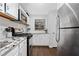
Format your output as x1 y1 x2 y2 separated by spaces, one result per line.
56 32 60 43
55 33 57 42
56 38 60 43
56 34 58 43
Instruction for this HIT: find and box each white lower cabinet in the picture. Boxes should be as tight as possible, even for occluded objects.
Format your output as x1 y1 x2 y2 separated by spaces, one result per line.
5 46 18 56
32 34 57 47
32 34 49 46
5 38 27 56
19 39 27 56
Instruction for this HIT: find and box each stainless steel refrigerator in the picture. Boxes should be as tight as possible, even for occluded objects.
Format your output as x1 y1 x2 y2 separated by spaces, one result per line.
57 3 79 56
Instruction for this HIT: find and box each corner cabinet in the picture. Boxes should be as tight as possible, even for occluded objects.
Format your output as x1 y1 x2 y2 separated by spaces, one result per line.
5 3 18 20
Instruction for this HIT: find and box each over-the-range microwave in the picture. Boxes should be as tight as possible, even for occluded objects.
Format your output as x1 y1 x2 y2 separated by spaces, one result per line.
17 8 28 24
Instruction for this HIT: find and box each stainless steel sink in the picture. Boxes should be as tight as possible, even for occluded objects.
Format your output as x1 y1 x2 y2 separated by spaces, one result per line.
0 41 12 48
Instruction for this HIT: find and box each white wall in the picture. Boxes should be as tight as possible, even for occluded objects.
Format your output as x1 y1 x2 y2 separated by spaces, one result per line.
28 10 57 34
47 10 57 48
29 10 57 47
28 8 57 47
28 15 48 33
47 10 57 34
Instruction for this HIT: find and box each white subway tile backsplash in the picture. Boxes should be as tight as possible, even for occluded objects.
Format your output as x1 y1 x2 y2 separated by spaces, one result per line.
0 26 6 39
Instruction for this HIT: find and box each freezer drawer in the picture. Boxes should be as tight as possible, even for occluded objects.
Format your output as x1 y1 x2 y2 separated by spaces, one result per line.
58 28 79 56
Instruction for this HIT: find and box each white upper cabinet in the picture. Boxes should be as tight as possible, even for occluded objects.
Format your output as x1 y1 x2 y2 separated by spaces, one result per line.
0 3 5 12
6 3 18 20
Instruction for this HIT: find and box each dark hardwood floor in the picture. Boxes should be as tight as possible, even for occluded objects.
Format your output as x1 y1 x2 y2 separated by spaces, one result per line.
31 46 57 56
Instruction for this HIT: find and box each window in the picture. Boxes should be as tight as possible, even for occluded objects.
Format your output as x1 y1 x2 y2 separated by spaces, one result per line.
35 19 45 30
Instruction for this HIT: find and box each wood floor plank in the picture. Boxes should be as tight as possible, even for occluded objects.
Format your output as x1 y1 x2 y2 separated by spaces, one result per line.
31 46 57 56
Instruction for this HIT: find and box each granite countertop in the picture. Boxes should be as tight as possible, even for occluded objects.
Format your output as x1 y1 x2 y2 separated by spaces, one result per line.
0 37 26 56
0 33 33 56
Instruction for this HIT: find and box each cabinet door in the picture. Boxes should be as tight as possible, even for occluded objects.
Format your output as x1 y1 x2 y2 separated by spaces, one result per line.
43 34 48 44
41 34 49 46
22 40 27 56
20 39 27 56
6 3 18 19
5 46 18 56
32 34 38 45
32 34 49 46
0 3 5 12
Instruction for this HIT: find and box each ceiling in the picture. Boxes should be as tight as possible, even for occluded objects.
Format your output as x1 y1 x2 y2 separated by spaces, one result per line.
21 3 57 16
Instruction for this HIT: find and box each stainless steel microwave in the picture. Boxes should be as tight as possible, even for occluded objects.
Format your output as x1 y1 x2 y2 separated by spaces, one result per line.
18 9 27 23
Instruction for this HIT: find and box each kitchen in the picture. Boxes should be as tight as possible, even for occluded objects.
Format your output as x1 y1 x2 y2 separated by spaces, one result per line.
0 3 57 56
0 3 79 56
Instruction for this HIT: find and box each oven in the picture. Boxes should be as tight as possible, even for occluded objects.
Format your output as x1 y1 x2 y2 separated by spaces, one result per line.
27 33 33 56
